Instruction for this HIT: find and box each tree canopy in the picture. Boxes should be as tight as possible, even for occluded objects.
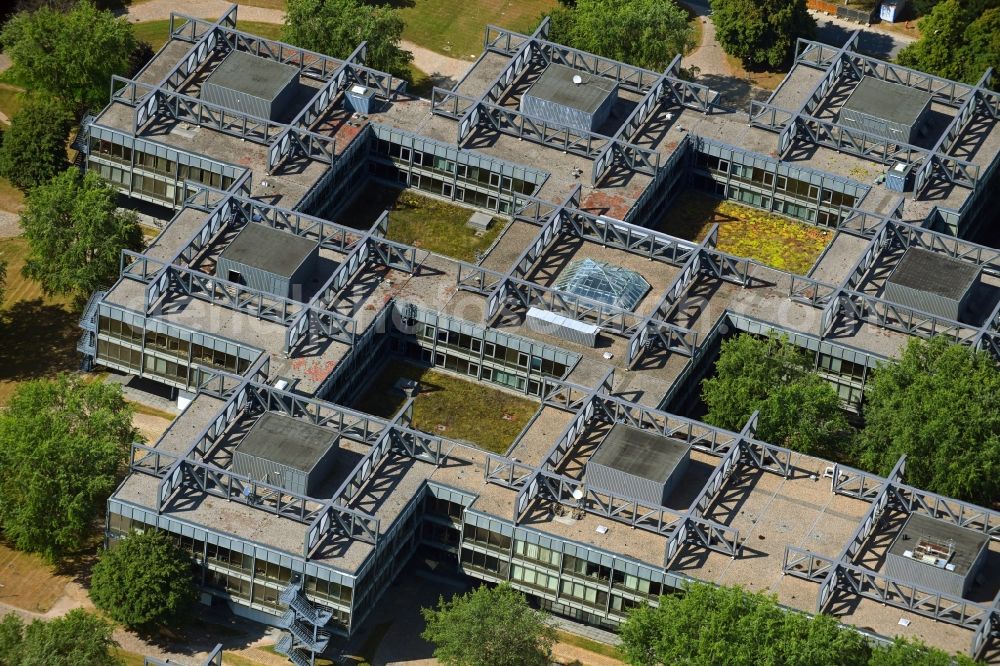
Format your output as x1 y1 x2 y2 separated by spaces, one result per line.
897 0 1000 86
421 583 555 666
0 93 75 192
620 583 869 666
701 333 850 457
0 1 137 113
91 530 197 630
19 168 143 299
283 0 412 79
545 0 694 71
0 376 137 560
709 0 815 70
619 583 974 666
855 336 1000 504
0 610 120 666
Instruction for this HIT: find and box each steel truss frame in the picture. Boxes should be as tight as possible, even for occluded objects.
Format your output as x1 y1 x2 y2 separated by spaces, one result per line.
749 32 1000 200
108 5 403 174
431 23 719 186
486 368 803 571
124 181 418 355
818 214 1000 357
783 457 1000 658
130 358 468 559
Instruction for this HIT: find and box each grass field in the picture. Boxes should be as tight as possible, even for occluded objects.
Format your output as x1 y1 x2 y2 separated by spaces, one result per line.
356 361 537 453
0 82 25 122
339 183 505 262
390 0 556 60
555 630 624 662
133 19 284 52
663 191 830 275
0 237 79 406
0 541 71 613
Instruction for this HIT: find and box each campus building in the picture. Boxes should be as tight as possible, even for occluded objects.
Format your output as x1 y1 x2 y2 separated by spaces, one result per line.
80 6 1000 664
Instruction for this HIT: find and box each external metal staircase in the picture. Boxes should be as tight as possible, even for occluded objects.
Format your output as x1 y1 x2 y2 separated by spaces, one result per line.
77 290 105 369
274 577 331 666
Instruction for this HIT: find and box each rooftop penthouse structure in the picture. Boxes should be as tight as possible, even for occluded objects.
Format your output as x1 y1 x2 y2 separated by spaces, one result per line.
80 5 1000 663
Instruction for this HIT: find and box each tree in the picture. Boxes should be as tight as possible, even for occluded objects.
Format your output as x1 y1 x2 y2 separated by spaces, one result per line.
0 1 137 113
90 530 197 631
709 0 815 70
421 583 555 666
618 583 972 666
544 0 694 71
0 376 137 560
283 0 412 79
897 0 1000 86
0 94 75 192
620 583 870 666
869 637 975 666
19 168 143 299
1 610 121 666
701 333 850 457
856 336 1000 504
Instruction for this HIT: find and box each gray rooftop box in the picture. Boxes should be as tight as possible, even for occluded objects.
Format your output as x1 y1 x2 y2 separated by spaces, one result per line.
217 223 321 301
883 247 981 322
520 64 618 133
232 412 339 496
586 423 690 506
201 50 300 121
884 513 989 598
838 77 932 144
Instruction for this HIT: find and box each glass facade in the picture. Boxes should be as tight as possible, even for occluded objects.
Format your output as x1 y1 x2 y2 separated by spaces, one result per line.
390 305 578 397
367 125 549 216
459 511 680 628
95 303 263 391
690 140 869 228
86 124 245 209
107 503 354 631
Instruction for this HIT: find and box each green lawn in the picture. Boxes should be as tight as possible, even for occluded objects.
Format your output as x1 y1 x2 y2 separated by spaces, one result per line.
338 182 505 263
133 19 284 52
662 191 830 275
0 237 79 406
556 630 624 662
406 64 437 99
355 361 538 453
389 0 557 60
0 83 25 123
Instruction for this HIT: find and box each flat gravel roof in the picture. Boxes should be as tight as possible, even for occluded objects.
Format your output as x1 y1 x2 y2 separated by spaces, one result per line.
590 423 688 482
219 223 319 278
886 247 981 302
203 50 299 101
842 77 932 125
524 64 617 114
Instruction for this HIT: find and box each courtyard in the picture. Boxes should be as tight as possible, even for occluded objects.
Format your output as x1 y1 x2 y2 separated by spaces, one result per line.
661 191 831 275
338 182 507 263
353 360 538 454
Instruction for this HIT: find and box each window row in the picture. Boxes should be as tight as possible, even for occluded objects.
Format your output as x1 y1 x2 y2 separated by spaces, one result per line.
463 523 512 551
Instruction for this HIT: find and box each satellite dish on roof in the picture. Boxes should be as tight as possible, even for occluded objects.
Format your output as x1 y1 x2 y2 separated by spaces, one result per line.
572 74 583 85
572 487 585 500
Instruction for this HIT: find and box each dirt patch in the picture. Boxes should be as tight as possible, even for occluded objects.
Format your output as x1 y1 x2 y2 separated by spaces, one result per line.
0 543 72 614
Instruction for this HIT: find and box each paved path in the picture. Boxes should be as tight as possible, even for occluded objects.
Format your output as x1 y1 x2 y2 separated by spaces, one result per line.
0 212 20 238
124 0 470 87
